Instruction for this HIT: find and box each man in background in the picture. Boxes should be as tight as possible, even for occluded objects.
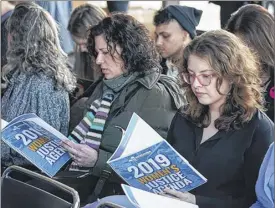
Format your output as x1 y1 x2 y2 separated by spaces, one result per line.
153 5 202 78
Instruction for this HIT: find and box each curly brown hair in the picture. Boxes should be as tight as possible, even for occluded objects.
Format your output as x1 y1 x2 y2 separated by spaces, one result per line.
87 13 161 75
181 30 264 131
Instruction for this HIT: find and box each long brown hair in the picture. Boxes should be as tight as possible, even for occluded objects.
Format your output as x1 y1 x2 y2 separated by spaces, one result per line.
68 3 106 39
3 2 76 92
225 4 275 85
181 30 264 131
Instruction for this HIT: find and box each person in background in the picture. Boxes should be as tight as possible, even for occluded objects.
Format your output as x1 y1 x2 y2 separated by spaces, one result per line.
225 4 274 121
1 2 76 170
36 0 74 54
210 1 246 28
67 3 106 82
153 5 202 78
62 13 184 203
251 142 274 208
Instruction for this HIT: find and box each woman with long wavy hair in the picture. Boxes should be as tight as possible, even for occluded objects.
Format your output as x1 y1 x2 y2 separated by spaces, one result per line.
225 4 275 121
1 2 76 169
163 30 274 208
67 3 106 82
67 4 106 100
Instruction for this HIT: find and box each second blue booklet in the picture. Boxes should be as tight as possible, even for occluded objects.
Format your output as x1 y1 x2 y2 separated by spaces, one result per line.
107 113 207 194
1 113 72 177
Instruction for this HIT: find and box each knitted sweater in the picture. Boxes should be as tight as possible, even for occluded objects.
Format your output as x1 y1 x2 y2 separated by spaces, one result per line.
1 72 70 167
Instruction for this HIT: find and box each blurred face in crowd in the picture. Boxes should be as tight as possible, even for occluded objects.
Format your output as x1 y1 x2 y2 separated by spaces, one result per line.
184 54 230 110
155 20 190 60
95 35 124 80
72 35 88 52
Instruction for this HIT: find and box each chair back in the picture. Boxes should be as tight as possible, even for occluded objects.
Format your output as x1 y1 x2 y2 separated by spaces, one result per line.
1 166 80 208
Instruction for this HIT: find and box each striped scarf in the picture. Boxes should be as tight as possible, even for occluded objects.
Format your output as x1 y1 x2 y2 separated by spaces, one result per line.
68 73 138 172
68 93 114 172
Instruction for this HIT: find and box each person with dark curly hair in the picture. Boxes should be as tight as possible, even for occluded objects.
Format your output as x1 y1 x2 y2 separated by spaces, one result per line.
225 4 275 122
61 13 184 203
1 2 76 170
85 30 274 208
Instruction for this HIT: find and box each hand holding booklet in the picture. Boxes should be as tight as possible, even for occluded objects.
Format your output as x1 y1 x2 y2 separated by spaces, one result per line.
1 113 73 177
122 184 198 208
107 113 207 207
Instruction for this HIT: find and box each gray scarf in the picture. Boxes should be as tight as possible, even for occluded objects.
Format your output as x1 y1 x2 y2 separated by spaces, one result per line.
102 72 139 97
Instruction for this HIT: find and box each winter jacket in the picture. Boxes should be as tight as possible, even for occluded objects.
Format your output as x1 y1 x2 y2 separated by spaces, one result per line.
69 69 185 178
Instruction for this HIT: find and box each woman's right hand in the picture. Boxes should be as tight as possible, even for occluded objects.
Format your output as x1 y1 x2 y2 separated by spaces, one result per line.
61 140 98 168
161 188 196 204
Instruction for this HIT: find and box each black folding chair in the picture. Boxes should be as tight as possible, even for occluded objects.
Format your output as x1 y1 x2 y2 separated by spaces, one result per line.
1 165 80 208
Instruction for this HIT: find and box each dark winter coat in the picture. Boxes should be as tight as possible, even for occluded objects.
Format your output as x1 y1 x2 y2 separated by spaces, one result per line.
69 70 185 179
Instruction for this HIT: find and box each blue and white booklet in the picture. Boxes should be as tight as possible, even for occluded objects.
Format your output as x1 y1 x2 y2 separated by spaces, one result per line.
107 113 207 194
1 113 72 177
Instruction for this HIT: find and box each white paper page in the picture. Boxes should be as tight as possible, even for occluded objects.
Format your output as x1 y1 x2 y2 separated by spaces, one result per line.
120 114 163 157
1 119 9 130
123 185 198 208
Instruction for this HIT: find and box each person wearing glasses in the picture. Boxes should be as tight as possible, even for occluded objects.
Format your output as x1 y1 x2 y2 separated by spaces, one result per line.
163 30 274 207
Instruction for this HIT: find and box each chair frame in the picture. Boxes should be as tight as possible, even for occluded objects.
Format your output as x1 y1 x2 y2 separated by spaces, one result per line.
2 165 80 208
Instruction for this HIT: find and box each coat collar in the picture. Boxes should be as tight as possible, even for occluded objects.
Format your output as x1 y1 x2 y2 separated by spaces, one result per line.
85 68 160 105
135 68 161 90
